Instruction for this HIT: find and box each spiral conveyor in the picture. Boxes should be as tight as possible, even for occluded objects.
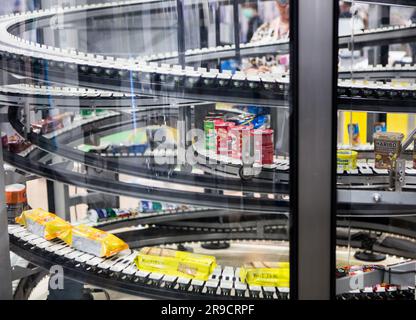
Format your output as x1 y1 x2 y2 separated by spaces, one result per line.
1 0 415 299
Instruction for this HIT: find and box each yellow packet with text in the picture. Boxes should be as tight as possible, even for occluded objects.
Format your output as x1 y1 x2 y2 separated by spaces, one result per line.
240 261 290 287
15 208 71 240
60 224 128 257
134 247 216 280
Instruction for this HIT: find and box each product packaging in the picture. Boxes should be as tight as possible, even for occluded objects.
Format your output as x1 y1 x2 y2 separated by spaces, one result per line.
60 224 129 257
239 261 290 287
373 132 404 169
15 208 71 240
337 150 358 171
134 247 217 280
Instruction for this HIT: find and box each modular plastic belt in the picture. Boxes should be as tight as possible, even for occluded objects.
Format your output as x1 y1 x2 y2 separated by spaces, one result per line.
356 0 416 6
338 79 416 112
6 106 289 198
338 64 416 80
1 2 416 215
336 287 415 300
337 163 416 186
9 221 416 299
83 208 227 231
338 23 416 49
0 84 201 110
5 100 416 215
4 149 290 213
0 2 416 106
8 225 290 300
8 88 414 191
4 88 414 189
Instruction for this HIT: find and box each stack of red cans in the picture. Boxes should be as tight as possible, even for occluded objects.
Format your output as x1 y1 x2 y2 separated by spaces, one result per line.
203 114 275 165
252 129 274 165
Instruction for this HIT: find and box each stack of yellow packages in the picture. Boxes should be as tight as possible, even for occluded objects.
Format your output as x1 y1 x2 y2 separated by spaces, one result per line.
60 224 129 258
16 209 129 258
134 247 217 280
15 208 71 240
240 261 290 287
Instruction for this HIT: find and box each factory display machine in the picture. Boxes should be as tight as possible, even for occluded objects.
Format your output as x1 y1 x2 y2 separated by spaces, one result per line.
0 0 414 300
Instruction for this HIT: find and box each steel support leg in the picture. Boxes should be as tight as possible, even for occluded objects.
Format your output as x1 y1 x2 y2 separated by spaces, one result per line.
0 142 13 299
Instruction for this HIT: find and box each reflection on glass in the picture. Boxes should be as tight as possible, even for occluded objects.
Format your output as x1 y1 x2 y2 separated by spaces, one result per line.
0 0 292 299
336 1 416 300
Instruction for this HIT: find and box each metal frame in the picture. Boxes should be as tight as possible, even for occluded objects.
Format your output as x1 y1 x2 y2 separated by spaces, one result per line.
176 0 186 67
0 141 12 299
294 0 336 299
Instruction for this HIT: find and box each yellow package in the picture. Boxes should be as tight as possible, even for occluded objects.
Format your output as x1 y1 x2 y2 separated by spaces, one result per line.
134 247 217 281
337 150 358 171
60 224 129 257
240 261 290 287
15 208 71 240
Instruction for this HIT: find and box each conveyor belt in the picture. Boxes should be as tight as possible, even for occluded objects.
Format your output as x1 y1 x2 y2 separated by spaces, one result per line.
54 203 416 260
117 222 287 248
338 23 416 49
337 229 416 260
354 0 416 7
337 287 415 300
0 83 203 110
338 216 416 240
88 209 286 232
104 212 283 230
338 79 416 112
1 2 416 217
3 150 289 213
9 222 416 299
5 88 415 185
8 225 289 300
338 65 416 81
6 106 290 196
6 102 416 215
1 0 416 301
7 93 416 191
1 2 416 107
62 196 416 260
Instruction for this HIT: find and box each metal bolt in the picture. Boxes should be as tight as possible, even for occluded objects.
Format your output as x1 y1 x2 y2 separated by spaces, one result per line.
373 193 382 203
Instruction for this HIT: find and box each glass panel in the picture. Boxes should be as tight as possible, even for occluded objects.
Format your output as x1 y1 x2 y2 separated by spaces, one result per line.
0 0 293 300
336 0 416 300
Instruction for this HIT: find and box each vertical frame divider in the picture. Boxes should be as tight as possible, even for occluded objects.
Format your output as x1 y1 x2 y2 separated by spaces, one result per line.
0 142 13 300
176 0 186 67
232 0 241 63
292 0 337 299
289 0 299 300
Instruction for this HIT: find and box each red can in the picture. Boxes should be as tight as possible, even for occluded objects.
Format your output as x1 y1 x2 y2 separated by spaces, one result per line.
230 125 253 159
253 129 274 145
252 129 274 165
215 121 235 156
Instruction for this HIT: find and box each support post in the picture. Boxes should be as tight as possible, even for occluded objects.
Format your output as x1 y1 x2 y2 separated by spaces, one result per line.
232 0 241 63
294 0 336 299
0 141 13 299
176 0 186 67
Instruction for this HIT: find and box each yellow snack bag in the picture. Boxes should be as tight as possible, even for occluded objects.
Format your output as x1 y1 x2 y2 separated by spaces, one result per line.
134 247 216 281
15 208 71 240
240 261 290 287
60 224 129 257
